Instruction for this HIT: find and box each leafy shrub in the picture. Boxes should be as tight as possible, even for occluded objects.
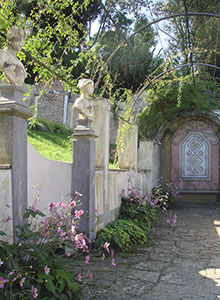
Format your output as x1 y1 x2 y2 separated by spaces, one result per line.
0 197 89 299
95 188 157 251
30 118 73 135
94 219 147 251
138 73 220 138
151 182 180 210
120 188 156 232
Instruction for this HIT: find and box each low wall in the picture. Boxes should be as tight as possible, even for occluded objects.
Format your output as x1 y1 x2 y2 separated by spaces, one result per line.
0 167 13 239
28 143 151 232
28 143 72 212
95 169 150 231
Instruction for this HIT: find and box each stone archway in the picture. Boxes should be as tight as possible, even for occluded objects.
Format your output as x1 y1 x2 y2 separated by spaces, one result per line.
158 113 220 203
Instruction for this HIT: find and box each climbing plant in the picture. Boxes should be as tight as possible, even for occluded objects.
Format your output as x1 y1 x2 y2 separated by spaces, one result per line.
137 72 220 139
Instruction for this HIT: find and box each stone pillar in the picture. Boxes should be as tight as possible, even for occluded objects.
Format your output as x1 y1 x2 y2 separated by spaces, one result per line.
0 85 32 242
71 119 97 241
137 139 160 193
118 123 138 170
91 99 110 209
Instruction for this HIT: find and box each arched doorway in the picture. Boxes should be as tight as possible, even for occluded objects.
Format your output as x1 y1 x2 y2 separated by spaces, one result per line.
159 113 220 203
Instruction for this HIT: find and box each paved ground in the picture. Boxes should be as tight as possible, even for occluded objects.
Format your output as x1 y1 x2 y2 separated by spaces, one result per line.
70 204 220 300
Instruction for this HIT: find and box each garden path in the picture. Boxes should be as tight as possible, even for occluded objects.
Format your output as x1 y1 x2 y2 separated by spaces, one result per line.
69 204 220 300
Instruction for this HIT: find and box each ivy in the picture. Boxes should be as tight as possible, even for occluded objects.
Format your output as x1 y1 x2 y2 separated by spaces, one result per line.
138 72 220 138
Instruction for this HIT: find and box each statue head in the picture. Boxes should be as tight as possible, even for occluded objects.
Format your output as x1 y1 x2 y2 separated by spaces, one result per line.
7 26 26 52
78 78 94 97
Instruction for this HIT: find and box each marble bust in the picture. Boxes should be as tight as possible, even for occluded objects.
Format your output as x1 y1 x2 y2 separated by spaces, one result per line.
0 26 27 86
73 79 94 119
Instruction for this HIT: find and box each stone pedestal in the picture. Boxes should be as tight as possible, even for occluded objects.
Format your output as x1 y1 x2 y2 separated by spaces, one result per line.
72 120 97 240
0 85 32 242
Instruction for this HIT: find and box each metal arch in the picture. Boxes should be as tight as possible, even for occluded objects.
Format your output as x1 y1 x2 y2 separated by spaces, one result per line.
132 63 220 114
95 12 220 89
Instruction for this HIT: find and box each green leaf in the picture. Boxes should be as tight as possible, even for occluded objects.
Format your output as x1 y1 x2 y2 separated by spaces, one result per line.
45 278 57 296
56 269 72 282
0 231 6 236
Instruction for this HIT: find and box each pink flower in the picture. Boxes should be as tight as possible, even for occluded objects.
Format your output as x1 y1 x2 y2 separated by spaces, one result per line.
66 252 71 257
103 242 110 253
173 214 177 226
75 209 84 219
85 255 90 264
19 277 26 287
111 258 116 267
88 271 92 280
44 265 50 275
111 250 114 258
75 191 83 197
12 274 21 282
75 233 86 250
0 258 3 266
0 277 8 289
49 202 57 211
68 201 76 207
5 216 12 223
0 277 8 288
31 286 38 298
7 272 14 277
58 201 66 208
101 253 105 261
77 273 82 282
57 220 63 227
29 248 34 252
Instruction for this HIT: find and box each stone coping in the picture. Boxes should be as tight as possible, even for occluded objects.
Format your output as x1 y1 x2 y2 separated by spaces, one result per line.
0 164 11 170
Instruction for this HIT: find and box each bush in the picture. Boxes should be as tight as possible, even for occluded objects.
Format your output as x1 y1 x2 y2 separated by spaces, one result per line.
29 118 73 135
0 197 88 299
95 188 156 251
120 188 156 232
151 182 180 210
94 219 146 251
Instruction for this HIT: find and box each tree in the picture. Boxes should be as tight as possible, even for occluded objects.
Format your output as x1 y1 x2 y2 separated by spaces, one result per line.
96 16 162 92
154 0 220 77
0 0 101 88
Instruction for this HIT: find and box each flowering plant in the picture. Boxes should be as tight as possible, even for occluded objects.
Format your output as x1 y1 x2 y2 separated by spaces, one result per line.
151 182 180 210
0 195 90 299
120 188 156 232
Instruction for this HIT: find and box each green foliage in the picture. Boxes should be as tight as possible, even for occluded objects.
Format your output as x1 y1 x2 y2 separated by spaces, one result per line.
120 195 156 232
151 182 180 210
30 118 73 135
94 219 147 251
0 0 102 88
95 188 157 251
138 73 220 138
0 205 83 299
97 16 161 92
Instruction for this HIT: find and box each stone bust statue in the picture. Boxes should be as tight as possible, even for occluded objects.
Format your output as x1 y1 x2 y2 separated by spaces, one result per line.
73 79 94 119
0 26 27 86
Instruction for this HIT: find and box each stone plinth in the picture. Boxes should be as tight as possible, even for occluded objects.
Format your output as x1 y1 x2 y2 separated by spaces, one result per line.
72 121 97 241
0 85 32 242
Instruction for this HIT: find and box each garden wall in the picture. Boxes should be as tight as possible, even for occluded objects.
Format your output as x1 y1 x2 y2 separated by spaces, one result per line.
28 143 151 232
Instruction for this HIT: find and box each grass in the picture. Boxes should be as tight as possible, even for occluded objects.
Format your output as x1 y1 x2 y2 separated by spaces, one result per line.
28 129 73 162
28 119 119 168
